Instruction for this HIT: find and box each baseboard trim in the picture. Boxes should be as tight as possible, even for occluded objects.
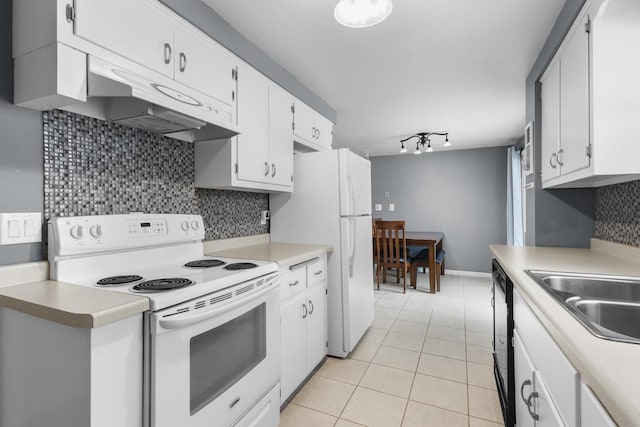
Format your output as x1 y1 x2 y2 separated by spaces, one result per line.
445 269 492 278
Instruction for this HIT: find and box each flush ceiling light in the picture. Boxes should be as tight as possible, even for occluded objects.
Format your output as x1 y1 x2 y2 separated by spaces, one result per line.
400 132 451 154
334 0 393 28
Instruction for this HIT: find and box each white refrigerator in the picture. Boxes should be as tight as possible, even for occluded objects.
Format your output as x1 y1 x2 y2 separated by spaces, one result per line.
270 148 374 358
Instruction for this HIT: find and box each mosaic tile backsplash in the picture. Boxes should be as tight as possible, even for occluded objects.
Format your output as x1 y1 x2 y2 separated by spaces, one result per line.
43 110 268 241
595 179 640 246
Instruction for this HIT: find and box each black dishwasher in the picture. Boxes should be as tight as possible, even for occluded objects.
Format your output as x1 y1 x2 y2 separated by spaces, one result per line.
492 259 514 427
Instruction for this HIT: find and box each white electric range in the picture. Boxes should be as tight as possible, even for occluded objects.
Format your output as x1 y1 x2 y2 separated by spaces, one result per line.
48 214 281 427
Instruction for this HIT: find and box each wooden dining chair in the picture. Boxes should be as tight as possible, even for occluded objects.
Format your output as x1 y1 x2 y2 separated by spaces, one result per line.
374 220 412 293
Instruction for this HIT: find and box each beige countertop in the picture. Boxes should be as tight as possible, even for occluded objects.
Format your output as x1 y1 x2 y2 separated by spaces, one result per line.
491 242 640 426
0 281 149 328
206 241 333 267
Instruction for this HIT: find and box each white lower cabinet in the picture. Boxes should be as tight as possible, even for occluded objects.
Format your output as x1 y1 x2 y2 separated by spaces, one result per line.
514 289 579 427
279 255 328 404
513 288 618 427
580 383 616 427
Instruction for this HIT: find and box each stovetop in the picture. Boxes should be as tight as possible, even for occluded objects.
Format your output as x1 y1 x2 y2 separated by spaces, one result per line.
67 254 278 311
48 214 278 311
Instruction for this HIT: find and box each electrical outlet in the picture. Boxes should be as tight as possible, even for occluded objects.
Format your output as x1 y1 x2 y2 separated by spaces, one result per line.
260 210 270 225
384 192 390 198
375 204 382 211
389 204 395 211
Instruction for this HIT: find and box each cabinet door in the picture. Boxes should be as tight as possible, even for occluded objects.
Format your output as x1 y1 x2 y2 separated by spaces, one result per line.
535 372 566 427
514 331 536 427
280 293 308 404
236 66 270 184
306 283 327 371
74 0 174 78
315 115 334 149
541 59 562 182
560 10 591 176
580 383 616 427
292 100 316 143
268 83 294 187
174 25 237 107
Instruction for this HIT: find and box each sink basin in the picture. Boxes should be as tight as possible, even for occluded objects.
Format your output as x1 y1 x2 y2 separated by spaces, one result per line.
525 270 640 344
570 299 640 341
527 270 640 302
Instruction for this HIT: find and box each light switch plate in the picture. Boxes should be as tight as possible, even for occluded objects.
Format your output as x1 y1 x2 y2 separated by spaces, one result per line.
0 212 42 245
389 204 395 211
375 204 382 211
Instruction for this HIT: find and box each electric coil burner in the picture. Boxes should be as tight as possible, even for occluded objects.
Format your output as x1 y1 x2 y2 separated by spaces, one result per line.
133 278 194 291
184 259 226 268
224 262 258 271
97 275 143 285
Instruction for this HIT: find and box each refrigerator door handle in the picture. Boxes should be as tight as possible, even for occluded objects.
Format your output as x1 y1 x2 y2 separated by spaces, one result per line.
348 217 356 277
348 176 355 216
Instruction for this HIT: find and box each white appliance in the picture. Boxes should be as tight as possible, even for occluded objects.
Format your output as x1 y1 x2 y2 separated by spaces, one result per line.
270 148 374 358
48 214 280 427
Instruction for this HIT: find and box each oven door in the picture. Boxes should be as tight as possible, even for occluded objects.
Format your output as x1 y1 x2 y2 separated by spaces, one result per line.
149 276 280 427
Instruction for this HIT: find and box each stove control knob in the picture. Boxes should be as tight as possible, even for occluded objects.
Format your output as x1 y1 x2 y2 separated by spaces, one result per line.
181 221 190 232
70 225 84 240
191 220 200 231
90 224 103 238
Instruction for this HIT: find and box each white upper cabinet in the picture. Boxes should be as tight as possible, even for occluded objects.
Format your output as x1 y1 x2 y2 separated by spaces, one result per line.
74 0 237 109
268 84 295 187
559 9 591 177
293 100 333 151
173 25 237 107
235 64 270 185
73 0 175 79
540 0 640 188
195 65 294 193
541 59 561 183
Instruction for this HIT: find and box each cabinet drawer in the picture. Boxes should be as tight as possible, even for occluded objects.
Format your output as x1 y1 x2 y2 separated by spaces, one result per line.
307 259 326 288
279 268 306 302
514 290 579 427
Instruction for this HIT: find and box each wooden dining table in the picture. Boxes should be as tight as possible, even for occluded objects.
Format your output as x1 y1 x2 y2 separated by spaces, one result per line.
405 232 444 293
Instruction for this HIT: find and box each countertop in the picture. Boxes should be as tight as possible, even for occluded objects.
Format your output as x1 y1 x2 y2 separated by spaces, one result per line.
0 281 149 328
490 243 640 426
206 241 333 267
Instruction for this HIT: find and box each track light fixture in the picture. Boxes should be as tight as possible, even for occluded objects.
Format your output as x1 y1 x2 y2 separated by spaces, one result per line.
400 132 450 154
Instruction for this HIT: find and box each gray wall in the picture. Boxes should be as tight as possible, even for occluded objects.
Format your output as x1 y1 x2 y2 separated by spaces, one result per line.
159 0 336 123
525 0 595 247
0 0 44 265
371 147 508 273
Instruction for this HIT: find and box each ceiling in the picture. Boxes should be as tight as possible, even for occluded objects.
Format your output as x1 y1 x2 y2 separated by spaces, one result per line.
202 0 564 157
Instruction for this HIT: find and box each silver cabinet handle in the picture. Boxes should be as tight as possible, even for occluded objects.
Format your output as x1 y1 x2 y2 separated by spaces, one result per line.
314 270 323 276
271 163 276 177
520 380 539 420
550 153 557 169
520 379 531 402
308 300 314 314
179 52 187 72
302 303 308 319
526 391 539 420
164 43 172 64
264 162 269 176
289 280 299 287
557 148 564 166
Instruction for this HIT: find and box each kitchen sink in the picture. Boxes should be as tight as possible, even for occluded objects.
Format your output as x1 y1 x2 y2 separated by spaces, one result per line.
525 270 640 344
570 299 640 341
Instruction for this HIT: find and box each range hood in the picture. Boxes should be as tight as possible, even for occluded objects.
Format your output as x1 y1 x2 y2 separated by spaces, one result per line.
87 56 239 142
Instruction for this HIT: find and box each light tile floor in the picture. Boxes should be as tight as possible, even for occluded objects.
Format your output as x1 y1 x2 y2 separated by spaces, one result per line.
280 272 504 427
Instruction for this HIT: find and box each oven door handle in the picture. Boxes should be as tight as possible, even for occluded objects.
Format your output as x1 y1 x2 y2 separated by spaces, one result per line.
158 280 278 330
